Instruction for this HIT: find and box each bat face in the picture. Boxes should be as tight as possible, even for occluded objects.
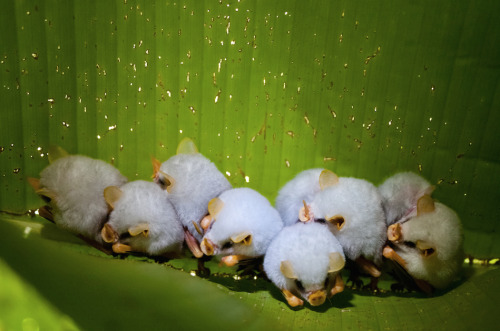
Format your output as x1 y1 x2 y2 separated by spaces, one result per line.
33 155 128 243
101 181 184 256
200 188 283 259
386 196 464 289
264 223 345 307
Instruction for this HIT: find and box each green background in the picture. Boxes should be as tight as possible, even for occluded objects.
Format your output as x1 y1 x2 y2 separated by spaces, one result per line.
1 0 499 330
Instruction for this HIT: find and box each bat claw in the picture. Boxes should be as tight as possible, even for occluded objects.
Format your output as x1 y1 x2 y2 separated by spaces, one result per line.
184 228 203 258
282 289 304 307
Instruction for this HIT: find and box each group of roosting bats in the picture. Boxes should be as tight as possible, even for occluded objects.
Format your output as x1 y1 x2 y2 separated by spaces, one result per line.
28 138 464 308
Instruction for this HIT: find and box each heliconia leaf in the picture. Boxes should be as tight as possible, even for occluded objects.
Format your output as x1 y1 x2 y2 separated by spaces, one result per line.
1 0 500 330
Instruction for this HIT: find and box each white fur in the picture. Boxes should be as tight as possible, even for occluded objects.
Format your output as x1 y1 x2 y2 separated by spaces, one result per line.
310 177 387 265
275 168 324 226
392 202 464 289
105 181 184 255
157 153 232 241
39 155 128 243
263 222 345 301
202 188 284 257
378 172 433 225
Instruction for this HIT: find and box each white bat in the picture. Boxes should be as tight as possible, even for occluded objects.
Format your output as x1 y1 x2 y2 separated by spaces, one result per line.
383 193 464 292
300 170 387 280
152 138 232 258
100 180 184 256
263 222 346 307
28 149 127 244
200 187 284 267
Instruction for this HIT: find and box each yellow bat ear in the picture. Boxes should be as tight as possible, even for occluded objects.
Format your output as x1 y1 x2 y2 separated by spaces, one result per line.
319 169 339 190
101 223 119 243
416 240 436 257
128 223 150 237
280 260 298 280
48 145 69 163
158 171 176 193
176 137 198 155
328 252 345 273
103 186 123 210
327 215 345 230
417 194 435 216
35 187 57 202
208 197 224 217
230 232 252 245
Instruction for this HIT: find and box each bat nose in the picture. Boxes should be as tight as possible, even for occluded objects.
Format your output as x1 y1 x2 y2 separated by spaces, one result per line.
200 238 215 256
308 290 326 306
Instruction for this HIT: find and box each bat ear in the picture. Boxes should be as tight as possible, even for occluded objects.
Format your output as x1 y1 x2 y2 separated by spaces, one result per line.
128 223 150 237
151 156 161 178
104 186 123 210
157 171 176 193
101 223 119 243
299 200 313 223
328 252 345 273
35 187 57 202
327 215 345 230
417 194 435 216
319 169 339 190
48 145 69 163
416 240 436 257
208 197 224 217
280 260 298 279
231 231 252 245
176 137 198 155
27 177 41 191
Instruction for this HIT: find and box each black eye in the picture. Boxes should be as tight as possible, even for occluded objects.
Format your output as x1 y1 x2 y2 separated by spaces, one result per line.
403 241 416 248
316 218 326 224
324 277 330 288
222 241 233 250
295 280 304 291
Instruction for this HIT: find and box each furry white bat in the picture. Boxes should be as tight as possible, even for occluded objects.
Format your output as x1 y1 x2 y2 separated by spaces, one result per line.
300 170 387 279
28 148 127 244
379 173 464 292
100 180 184 256
152 138 232 258
200 187 284 267
275 168 324 227
263 222 346 307
378 171 435 225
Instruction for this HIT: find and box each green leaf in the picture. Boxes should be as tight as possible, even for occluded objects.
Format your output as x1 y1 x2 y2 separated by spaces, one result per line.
1 0 500 329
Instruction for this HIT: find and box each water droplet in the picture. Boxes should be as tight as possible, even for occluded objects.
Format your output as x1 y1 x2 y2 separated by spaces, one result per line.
285 160 291 168
13 168 20 174
245 176 250 183
47 98 55 104
31 53 38 60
